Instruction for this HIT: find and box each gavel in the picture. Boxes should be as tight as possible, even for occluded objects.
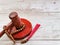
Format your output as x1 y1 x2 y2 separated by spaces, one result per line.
0 12 40 44
9 12 23 30
0 12 24 37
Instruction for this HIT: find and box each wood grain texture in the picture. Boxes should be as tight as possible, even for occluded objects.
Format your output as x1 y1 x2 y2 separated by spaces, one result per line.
0 0 60 45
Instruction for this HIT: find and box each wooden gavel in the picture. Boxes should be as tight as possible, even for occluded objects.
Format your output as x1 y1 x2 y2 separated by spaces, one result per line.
0 12 40 44
9 12 23 29
0 12 24 37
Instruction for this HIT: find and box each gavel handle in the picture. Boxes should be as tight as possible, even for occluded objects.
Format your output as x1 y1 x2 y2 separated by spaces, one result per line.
0 29 15 43
0 30 5 37
0 28 15 43
0 22 13 38
5 30 15 43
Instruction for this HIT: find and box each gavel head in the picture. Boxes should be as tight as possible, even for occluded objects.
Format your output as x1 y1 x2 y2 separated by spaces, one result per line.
9 12 23 30
9 12 18 20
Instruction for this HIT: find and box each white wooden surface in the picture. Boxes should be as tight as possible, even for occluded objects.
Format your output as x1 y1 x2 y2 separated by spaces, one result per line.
0 0 60 45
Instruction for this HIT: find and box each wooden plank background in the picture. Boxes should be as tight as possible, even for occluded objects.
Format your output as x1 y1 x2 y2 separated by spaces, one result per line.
0 0 60 45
